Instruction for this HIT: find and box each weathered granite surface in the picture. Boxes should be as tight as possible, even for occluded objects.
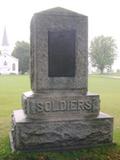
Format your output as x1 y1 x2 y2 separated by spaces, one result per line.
10 109 113 151
10 7 114 152
30 7 88 94
22 91 100 119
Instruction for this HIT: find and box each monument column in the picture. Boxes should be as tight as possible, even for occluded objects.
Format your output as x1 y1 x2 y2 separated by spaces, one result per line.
10 7 113 151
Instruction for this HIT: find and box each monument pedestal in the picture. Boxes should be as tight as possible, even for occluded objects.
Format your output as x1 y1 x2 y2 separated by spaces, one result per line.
10 91 113 151
10 109 113 151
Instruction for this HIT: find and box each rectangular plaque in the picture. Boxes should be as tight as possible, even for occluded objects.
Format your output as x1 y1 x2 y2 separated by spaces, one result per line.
48 30 76 77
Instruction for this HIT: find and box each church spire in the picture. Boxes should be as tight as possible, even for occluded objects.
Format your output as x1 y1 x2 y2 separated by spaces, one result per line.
2 27 9 46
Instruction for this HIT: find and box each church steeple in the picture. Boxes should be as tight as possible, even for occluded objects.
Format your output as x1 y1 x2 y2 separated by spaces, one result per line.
2 27 9 46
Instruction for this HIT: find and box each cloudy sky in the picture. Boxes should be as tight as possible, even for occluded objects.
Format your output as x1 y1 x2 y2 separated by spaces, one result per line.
0 0 120 70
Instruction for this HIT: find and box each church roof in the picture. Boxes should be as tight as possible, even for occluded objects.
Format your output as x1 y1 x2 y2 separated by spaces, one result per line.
0 53 18 61
2 27 9 46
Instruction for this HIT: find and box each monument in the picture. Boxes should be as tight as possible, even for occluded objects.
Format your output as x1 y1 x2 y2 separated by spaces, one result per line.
10 7 113 151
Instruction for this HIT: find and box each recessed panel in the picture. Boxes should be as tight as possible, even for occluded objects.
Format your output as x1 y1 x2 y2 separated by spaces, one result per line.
48 30 75 77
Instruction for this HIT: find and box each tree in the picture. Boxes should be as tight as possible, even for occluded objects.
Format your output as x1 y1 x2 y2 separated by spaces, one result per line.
12 41 30 74
89 36 117 74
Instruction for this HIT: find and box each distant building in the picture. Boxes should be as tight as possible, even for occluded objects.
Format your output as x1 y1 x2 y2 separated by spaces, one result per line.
0 27 19 74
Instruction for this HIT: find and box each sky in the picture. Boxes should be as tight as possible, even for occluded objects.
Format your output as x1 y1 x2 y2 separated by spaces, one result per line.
0 0 120 70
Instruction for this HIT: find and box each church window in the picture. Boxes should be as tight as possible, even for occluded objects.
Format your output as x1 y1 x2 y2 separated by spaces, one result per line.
12 63 16 71
4 61 7 65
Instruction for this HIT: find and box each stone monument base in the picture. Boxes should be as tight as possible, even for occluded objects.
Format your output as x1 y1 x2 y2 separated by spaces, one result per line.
10 109 113 151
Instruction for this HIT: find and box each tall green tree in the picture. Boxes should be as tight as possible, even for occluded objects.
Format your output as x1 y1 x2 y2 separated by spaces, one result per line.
89 36 117 74
12 41 30 74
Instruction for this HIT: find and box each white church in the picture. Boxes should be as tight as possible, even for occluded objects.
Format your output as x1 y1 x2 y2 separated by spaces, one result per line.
0 28 19 74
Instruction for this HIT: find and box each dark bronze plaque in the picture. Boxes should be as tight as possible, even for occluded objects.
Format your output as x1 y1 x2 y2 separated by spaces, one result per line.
48 30 75 77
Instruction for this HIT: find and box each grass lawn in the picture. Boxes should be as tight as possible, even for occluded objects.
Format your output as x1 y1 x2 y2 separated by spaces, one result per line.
0 75 120 160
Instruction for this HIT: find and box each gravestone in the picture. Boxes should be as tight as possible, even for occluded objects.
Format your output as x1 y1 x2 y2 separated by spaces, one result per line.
10 7 113 151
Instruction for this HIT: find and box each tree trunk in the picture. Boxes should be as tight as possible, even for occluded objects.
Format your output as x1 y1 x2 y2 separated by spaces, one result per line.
100 67 104 74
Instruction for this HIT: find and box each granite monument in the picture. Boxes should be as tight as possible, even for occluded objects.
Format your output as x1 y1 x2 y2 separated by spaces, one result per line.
10 7 113 151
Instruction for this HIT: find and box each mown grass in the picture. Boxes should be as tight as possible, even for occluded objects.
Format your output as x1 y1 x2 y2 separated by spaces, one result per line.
0 75 30 158
0 75 120 160
89 75 120 144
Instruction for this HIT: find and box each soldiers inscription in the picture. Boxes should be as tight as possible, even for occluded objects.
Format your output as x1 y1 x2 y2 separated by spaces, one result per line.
23 95 100 114
48 30 75 77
